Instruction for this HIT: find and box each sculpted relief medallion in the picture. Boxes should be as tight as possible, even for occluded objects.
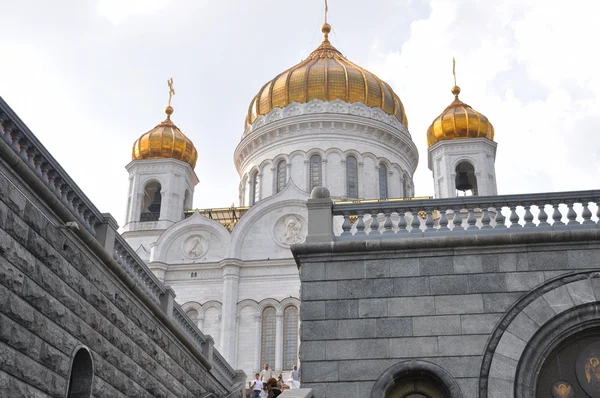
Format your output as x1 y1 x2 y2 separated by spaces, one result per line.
274 215 307 247
183 235 208 259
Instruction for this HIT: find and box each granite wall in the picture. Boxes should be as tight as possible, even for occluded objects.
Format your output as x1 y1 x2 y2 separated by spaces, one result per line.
0 155 236 396
293 230 600 398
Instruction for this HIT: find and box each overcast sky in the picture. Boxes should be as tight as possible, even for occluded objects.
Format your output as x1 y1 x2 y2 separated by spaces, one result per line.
1 0 599 227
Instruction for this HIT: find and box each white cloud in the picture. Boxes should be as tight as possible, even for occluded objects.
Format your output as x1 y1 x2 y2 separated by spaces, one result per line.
368 0 600 197
97 0 169 25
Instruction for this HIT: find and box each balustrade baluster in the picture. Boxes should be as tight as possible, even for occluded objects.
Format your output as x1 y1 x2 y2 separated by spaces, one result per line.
10 130 21 153
397 210 408 233
552 203 565 226
369 211 379 235
341 211 352 236
383 210 394 234
523 204 535 228
410 209 421 233
466 207 478 230
438 209 449 231
453 207 464 231
537 204 549 227
494 205 506 228
2 123 13 145
509 206 521 228
566 202 579 225
481 207 492 229
424 208 435 233
581 202 594 225
18 137 29 161
355 211 366 235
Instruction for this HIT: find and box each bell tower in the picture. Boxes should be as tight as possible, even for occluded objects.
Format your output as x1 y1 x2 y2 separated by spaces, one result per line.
427 60 498 198
123 79 199 232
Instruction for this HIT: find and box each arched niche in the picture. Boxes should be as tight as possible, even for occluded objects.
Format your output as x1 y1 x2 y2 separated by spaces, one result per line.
141 180 162 221
370 360 463 398
66 347 94 398
454 161 478 196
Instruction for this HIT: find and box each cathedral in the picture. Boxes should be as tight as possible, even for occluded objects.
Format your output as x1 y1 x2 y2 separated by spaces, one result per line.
120 18 498 380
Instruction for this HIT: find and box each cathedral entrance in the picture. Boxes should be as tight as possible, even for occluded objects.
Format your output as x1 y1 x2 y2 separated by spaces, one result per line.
385 377 447 398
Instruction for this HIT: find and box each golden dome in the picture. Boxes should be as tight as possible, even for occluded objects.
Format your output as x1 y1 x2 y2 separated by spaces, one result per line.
132 106 198 168
244 23 408 130
427 85 494 147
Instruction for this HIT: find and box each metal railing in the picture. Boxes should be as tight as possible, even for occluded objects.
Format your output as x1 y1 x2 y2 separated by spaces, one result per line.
331 190 600 240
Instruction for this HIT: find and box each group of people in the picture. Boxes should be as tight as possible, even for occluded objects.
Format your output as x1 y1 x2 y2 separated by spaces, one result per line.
248 364 300 398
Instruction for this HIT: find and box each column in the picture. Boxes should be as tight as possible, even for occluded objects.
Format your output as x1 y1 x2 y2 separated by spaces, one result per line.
256 173 262 201
358 161 364 199
275 312 284 372
220 261 241 364
304 160 310 190
340 159 346 197
322 159 328 187
375 165 380 198
254 314 262 371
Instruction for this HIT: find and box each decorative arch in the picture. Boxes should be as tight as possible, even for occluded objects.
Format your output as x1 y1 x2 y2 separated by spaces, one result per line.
257 298 282 314
228 179 309 258
480 270 600 398
200 300 223 317
151 210 231 263
280 297 301 312
66 346 94 398
236 299 259 316
370 360 463 398
182 301 203 314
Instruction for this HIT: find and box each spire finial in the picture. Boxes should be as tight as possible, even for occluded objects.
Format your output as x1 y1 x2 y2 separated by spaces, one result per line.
166 77 175 119
452 58 460 98
321 0 331 42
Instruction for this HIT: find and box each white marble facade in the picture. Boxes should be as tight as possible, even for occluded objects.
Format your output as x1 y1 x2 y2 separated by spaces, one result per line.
122 101 419 378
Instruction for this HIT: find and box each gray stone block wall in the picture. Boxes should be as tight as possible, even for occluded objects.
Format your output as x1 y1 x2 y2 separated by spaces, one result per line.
295 240 600 398
0 161 229 397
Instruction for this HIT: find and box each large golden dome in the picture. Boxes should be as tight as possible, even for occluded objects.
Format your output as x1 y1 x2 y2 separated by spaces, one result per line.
132 106 198 168
427 85 494 147
245 23 408 129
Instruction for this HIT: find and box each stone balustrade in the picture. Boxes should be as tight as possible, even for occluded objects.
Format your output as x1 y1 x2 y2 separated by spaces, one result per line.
306 187 600 242
0 96 245 392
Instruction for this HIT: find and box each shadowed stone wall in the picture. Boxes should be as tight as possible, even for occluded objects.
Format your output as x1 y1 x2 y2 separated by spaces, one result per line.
0 156 234 396
292 231 600 398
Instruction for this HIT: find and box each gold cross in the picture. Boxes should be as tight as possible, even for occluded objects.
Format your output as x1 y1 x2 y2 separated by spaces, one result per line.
324 0 328 24
452 58 457 86
167 78 175 106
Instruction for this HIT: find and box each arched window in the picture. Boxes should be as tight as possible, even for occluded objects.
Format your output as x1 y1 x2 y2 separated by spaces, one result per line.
141 181 161 221
276 160 287 193
67 348 94 398
250 171 259 205
346 156 358 198
283 306 299 370
309 154 322 192
379 164 388 199
261 307 276 368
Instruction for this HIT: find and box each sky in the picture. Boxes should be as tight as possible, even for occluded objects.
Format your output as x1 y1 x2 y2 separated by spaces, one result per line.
1 0 599 227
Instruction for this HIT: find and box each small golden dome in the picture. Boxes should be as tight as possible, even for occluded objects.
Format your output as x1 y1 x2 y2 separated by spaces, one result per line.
427 85 494 147
244 23 407 130
132 107 198 168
